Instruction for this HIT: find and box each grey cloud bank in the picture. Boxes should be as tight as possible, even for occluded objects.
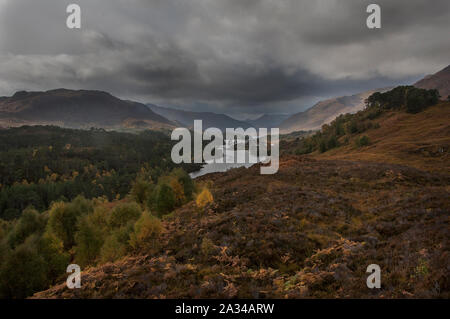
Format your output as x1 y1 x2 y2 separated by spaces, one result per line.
0 0 449 116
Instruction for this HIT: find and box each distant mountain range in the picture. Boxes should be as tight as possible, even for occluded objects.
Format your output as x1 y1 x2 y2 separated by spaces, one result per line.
247 114 290 128
0 89 174 130
279 64 450 134
0 65 448 133
147 104 251 131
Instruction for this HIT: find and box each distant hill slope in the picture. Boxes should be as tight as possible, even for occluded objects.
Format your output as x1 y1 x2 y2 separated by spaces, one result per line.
0 89 174 130
148 104 251 131
281 85 448 172
315 102 450 172
414 64 450 99
280 89 383 133
247 114 290 128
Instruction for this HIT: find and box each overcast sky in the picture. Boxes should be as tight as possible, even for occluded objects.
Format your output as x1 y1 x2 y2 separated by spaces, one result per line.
0 0 448 117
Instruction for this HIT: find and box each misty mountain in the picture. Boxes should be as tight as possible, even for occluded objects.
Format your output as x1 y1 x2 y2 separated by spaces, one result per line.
279 89 383 134
414 64 450 99
148 104 251 131
0 89 174 130
247 114 290 128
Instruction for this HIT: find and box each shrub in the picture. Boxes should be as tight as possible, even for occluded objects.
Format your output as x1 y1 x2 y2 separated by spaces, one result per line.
200 237 216 257
327 136 338 150
130 178 154 206
129 211 163 251
196 188 213 209
155 183 176 215
170 179 186 206
347 120 358 134
108 202 141 229
100 231 128 263
356 135 370 148
319 140 327 153
170 168 195 200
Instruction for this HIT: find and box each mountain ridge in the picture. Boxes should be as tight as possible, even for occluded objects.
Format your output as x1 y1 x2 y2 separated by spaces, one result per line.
247 113 290 128
279 89 383 134
148 104 252 131
0 89 175 130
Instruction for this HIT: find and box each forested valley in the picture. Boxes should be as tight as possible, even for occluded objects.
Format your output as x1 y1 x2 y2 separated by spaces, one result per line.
0 126 208 298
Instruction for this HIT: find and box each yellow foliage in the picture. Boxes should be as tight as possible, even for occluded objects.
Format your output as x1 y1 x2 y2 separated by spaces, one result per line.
170 179 186 205
129 211 163 251
196 188 213 209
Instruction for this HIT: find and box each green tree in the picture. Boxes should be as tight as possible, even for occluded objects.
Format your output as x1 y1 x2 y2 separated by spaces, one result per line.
7 207 46 248
130 178 154 206
38 232 70 281
155 183 175 215
74 217 104 267
129 211 163 252
46 196 93 249
356 135 370 147
0 237 48 298
170 168 195 200
108 202 142 229
99 230 128 263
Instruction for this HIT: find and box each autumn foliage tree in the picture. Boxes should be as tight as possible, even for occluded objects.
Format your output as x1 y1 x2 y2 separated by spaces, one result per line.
196 188 213 209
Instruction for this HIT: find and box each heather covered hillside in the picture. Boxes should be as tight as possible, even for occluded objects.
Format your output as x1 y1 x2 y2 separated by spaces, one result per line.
415 65 450 100
282 86 447 171
32 156 449 299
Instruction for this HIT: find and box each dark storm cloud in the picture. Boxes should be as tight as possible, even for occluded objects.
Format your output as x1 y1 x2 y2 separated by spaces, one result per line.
0 0 449 115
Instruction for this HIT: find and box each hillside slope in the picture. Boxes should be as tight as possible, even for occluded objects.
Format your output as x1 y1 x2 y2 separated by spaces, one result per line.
415 65 450 99
33 102 449 299
280 89 382 133
0 89 174 130
32 156 449 299
315 102 450 172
